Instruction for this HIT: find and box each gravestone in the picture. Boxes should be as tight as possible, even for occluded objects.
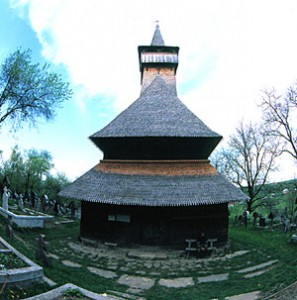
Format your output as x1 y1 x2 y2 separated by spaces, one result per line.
2 186 9 211
6 218 13 241
18 194 24 211
36 234 52 267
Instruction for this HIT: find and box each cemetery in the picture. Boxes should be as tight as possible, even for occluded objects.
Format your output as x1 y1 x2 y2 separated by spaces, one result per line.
0 205 296 299
0 161 296 299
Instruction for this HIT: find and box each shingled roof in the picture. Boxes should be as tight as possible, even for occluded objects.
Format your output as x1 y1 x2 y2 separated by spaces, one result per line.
90 76 221 139
151 24 165 46
60 26 247 209
59 167 248 206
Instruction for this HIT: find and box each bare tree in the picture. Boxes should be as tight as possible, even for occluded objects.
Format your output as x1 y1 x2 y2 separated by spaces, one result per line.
261 86 297 160
211 121 283 212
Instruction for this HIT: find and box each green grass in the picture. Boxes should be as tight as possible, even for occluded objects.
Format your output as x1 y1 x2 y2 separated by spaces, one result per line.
0 252 28 269
0 217 297 300
229 226 297 290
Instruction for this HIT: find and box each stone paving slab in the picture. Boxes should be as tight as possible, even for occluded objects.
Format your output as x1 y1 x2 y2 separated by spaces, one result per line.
49 253 59 260
126 288 146 297
88 266 118 279
243 267 273 278
225 290 261 300
118 274 155 290
159 277 194 288
237 260 278 274
225 250 250 259
127 250 167 260
42 276 57 287
198 273 229 283
61 260 82 268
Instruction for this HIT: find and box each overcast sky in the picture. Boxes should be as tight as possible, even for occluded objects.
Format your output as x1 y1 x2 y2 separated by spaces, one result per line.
1 0 297 182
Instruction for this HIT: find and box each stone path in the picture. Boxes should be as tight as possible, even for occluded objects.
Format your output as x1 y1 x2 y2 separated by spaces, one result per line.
127 250 167 260
197 273 229 283
159 277 194 288
225 250 250 259
237 260 279 279
50 242 281 299
237 260 278 274
243 268 273 279
88 266 118 279
61 259 82 268
118 275 155 290
225 291 261 300
42 276 57 287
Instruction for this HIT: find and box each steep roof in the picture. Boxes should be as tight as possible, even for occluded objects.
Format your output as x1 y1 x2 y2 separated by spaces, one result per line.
90 76 221 139
151 24 165 46
59 167 248 206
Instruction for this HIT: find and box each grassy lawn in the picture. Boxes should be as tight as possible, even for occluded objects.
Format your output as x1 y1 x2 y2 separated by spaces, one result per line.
0 216 296 299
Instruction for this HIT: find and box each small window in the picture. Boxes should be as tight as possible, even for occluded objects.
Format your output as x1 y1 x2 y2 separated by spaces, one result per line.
108 214 116 221
116 214 130 223
108 214 130 223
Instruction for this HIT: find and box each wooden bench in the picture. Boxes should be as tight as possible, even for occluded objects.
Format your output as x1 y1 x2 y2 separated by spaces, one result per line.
185 239 197 258
207 238 218 253
185 238 218 258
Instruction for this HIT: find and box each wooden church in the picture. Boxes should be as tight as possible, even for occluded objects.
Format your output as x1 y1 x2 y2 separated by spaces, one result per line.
60 25 248 247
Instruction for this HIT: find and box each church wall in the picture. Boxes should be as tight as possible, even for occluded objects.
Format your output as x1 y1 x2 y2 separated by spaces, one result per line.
80 201 229 247
98 137 219 160
141 67 176 92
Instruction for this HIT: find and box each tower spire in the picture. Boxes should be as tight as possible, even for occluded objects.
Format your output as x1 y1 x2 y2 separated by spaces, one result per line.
151 21 165 46
138 23 179 94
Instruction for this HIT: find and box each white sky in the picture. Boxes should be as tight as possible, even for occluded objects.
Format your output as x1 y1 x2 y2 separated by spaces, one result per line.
1 0 297 181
